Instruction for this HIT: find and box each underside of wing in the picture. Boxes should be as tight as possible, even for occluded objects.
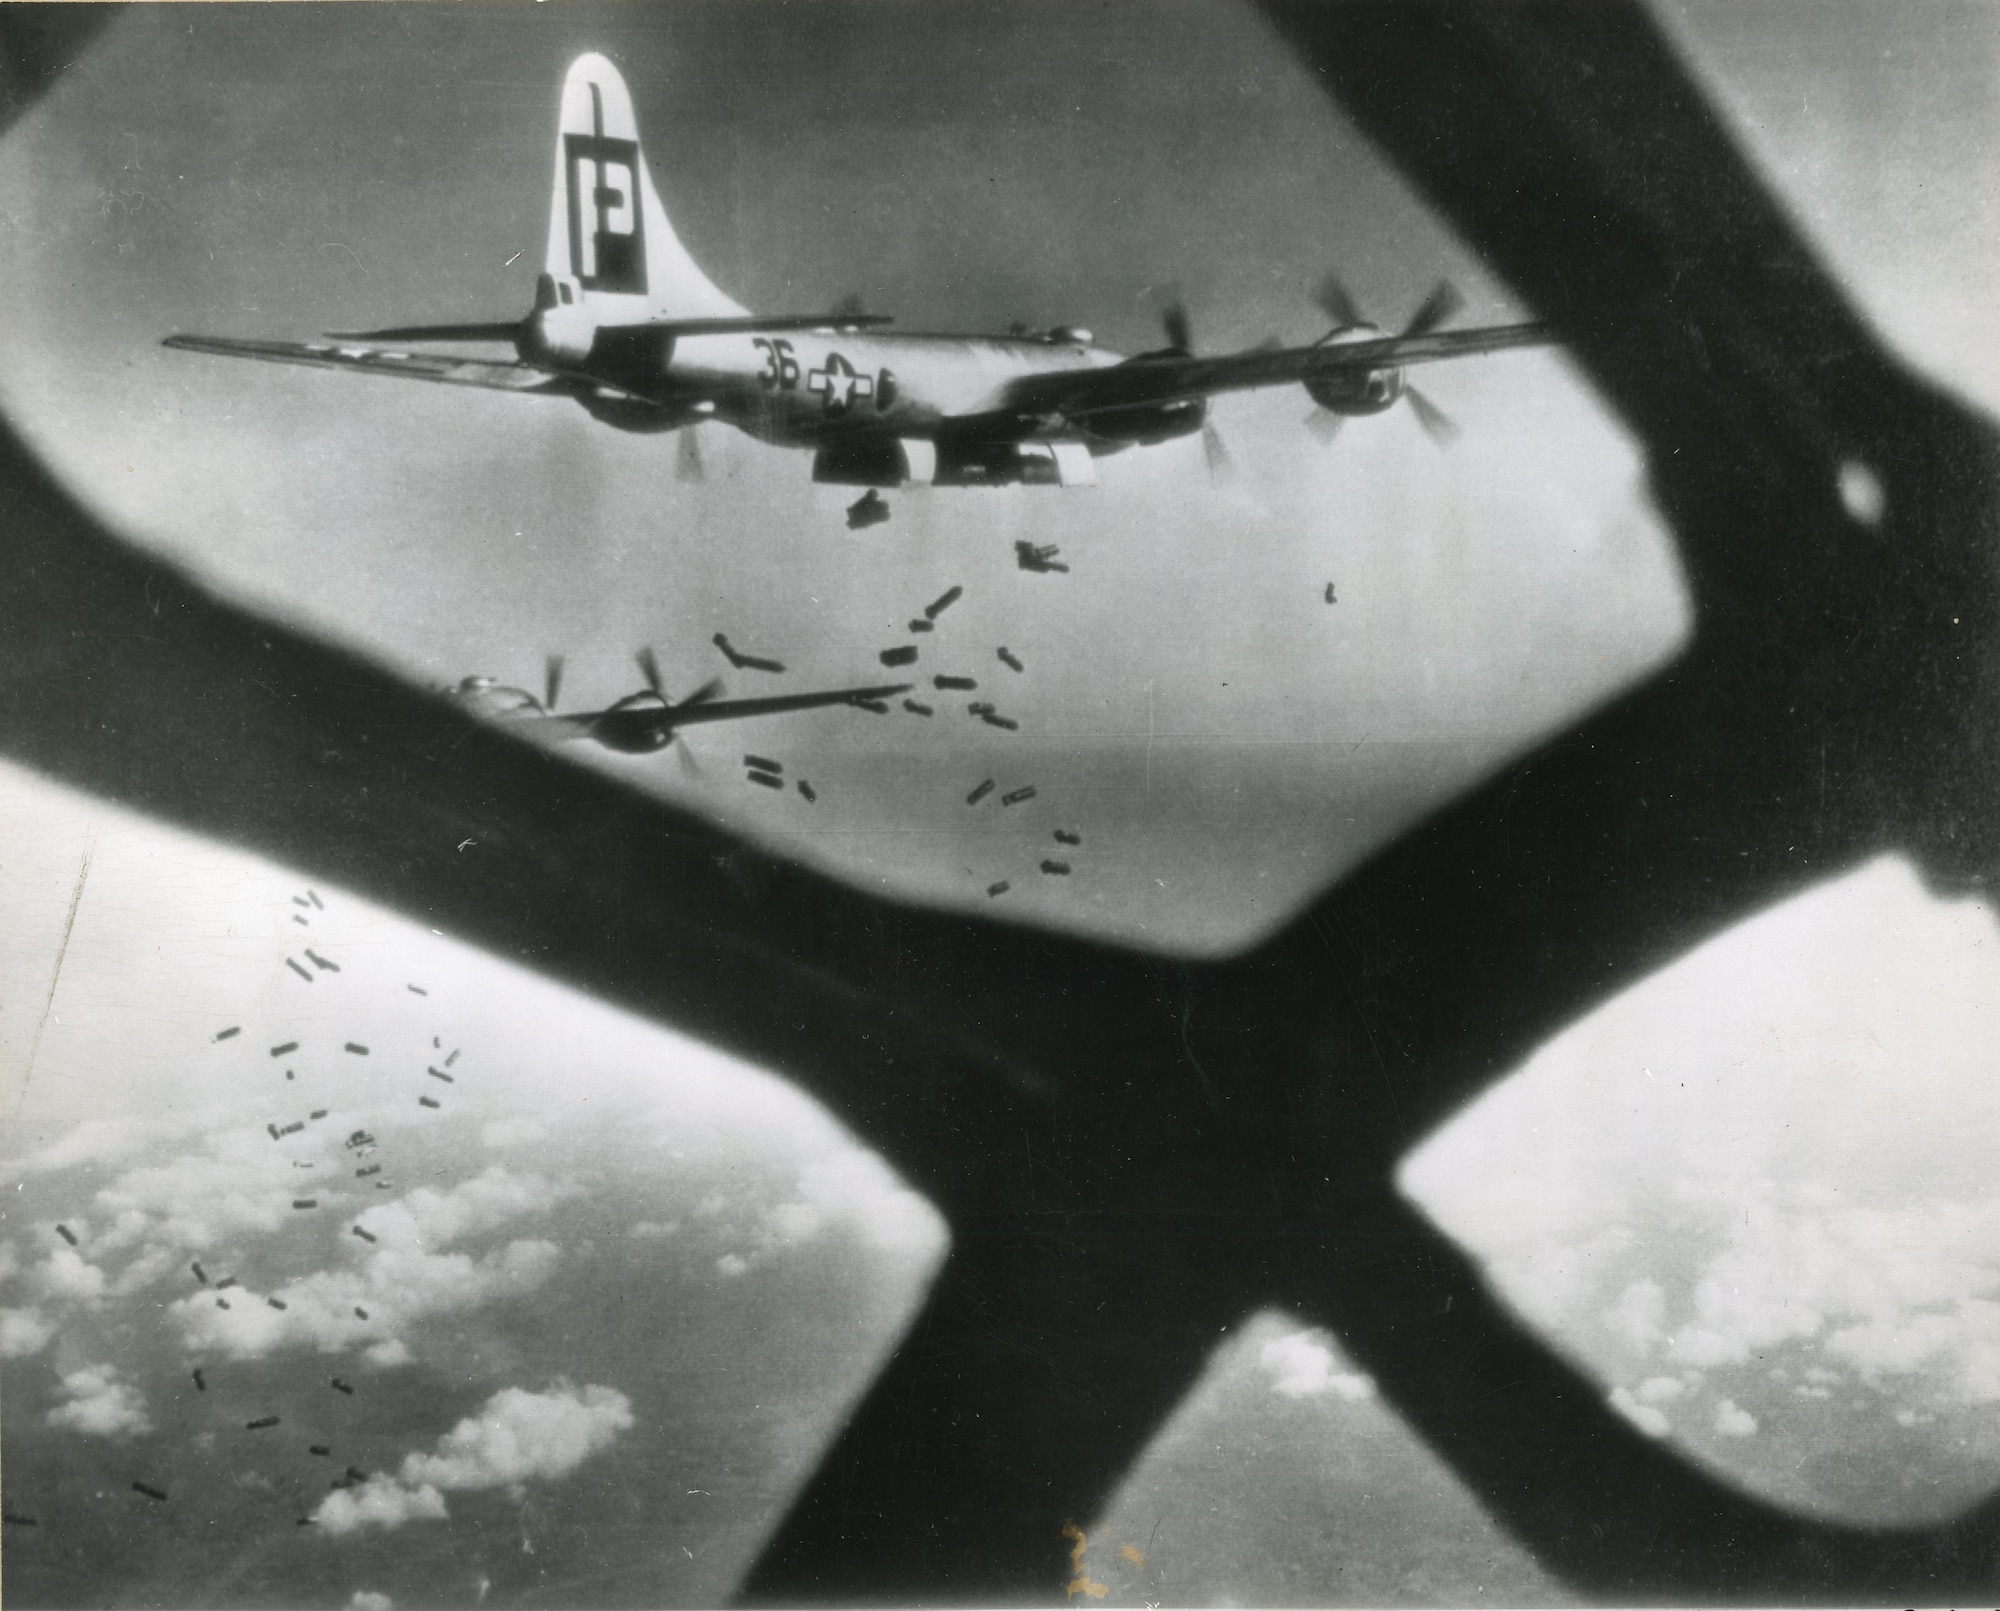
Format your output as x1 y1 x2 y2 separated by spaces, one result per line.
162 334 599 398
1003 320 1552 421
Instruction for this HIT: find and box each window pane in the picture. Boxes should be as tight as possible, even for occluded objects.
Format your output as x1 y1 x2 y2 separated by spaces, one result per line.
0 0 1687 955
1087 1313 1578 1605
1402 858 2000 1525
0 762 946 1607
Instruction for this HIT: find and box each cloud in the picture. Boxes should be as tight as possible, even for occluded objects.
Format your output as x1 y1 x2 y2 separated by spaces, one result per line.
1 1306 58 1358
170 1237 561 1363
715 1253 749 1278
1826 1297 2000 1403
629 1220 680 1240
1606 1279 1666 1351
313 1476 448 1537
1635 1375 1686 1405
156 1161 574 1365
1570 1189 2000 1414
309 1384 631 1537
23 1116 172 1176
354 1168 576 1253
715 1150 943 1275
47 1364 151 1438
33 1247 108 1304
480 1117 548 1150
1609 1386 1670 1437
400 1383 633 1491
348 1593 394 1611
1713 1398 1758 1437
87 1130 332 1258
1258 1329 1376 1402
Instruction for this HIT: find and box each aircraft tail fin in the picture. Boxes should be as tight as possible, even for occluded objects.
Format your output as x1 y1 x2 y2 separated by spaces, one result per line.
543 53 745 320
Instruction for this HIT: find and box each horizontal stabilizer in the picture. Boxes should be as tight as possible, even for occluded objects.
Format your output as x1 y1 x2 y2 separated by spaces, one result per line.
162 334 593 398
605 313 894 337
324 321 524 343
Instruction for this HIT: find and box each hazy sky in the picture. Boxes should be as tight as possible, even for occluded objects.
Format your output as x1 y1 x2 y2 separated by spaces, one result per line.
3 2 1999 1604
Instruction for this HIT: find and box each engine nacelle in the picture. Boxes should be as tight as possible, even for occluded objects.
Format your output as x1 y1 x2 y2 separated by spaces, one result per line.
1305 366 1404 416
595 692 675 752
1076 396 1206 449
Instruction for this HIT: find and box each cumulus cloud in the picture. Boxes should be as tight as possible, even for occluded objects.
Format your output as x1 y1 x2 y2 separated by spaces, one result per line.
314 1476 448 1537
1713 1398 1758 1437
1609 1386 1670 1437
90 1131 333 1255
1258 1329 1376 1402
156 1161 575 1365
1634 1375 1687 1405
401 1383 633 1491
348 1593 394 1611
170 1238 561 1363
354 1168 576 1253
34 1247 108 1304
1634 1191 2000 1405
309 1384 631 1537
47 1364 151 1438
1 1306 58 1358
714 1150 942 1276
715 1253 749 1278
629 1220 680 1241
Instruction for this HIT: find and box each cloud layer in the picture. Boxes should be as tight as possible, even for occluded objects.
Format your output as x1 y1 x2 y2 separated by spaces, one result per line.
311 1383 632 1535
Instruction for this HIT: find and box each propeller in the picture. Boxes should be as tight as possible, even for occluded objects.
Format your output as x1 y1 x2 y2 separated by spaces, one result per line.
635 649 722 775
1153 286 1234 481
636 646 666 701
1305 275 1464 447
1304 408 1345 443
1201 421 1235 480
543 654 565 713
1405 384 1462 447
676 427 705 484
1401 280 1465 341
1311 272 1367 335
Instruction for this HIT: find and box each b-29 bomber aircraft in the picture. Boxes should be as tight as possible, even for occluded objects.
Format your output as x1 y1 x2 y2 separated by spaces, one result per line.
454 652 908 758
166 53 1553 520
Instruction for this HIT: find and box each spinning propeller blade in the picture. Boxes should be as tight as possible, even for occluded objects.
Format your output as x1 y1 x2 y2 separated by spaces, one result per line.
676 428 705 484
1312 272 1367 332
1201 420 1235 481
1402 280 1466 340
636 647 666 701
1406 384 1461 447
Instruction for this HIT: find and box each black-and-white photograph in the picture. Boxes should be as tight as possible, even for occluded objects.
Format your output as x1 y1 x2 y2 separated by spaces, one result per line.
1 2 1996 1605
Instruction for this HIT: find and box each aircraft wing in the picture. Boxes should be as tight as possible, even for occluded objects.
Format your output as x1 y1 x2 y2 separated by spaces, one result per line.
162 334 598 398
661 684 914 728
504 684 914 745
999 320 1551 420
